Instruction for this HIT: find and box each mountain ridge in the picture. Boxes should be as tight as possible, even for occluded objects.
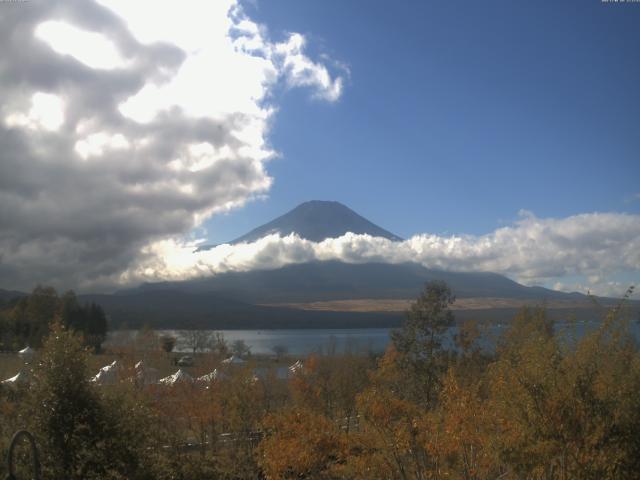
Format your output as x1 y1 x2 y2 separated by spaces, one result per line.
124 261 587 303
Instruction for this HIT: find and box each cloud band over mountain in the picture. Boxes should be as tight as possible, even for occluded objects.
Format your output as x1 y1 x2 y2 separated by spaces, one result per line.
126 211 640 297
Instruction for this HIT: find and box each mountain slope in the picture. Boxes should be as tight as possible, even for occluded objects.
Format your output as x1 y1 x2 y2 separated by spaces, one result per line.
198 200 402 250
0 288 27 305
80 289 402 329
130 261 586 304
89 266 627 330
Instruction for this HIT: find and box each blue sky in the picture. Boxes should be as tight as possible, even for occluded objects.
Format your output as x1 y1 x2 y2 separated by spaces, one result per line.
204 0 640 243
1 0 638 294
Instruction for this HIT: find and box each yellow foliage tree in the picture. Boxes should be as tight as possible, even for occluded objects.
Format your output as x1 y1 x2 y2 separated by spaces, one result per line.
258 407 346 479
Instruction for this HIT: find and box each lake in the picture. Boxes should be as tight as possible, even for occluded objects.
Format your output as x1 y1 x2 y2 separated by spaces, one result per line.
107 319 640 356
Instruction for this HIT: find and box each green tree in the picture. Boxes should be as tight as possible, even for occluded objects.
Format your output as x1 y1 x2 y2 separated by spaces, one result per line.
391 280 455 405
8 285 59 348
3 287 108 352
271 344 288 360
160 334 177 354
231 338 251 357
84 302 108 353
59 291 108 352
28 322 149 479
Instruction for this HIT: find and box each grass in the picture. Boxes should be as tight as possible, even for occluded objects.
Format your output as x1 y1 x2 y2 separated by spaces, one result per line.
265 297 604 313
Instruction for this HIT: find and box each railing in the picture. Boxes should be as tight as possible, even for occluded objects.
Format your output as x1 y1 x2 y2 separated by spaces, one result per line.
4 430 40 480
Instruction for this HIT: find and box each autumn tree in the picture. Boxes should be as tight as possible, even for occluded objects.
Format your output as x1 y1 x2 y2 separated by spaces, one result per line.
180 329 215 355
258 408 346 479
289 353 370 425
428 369 497 480
215 368 264 477
346 346 434 480
211 331 230 357
486 301 640 479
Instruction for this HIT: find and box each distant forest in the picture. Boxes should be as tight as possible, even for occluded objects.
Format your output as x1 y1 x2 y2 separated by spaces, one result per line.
0 285 107 352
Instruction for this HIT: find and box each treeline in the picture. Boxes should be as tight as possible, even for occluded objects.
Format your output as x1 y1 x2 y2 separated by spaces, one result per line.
0 282 639 479
0 285 108 352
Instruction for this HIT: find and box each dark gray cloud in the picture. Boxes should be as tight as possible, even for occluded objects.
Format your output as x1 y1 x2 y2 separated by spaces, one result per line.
0 0 344 291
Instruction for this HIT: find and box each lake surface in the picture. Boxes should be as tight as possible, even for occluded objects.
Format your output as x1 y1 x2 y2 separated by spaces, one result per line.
107 319 640 356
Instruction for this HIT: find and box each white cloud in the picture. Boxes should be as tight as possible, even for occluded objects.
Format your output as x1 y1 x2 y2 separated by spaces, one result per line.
35 21 129 70
552 280 628 298
5 92 65 131
0 0 345 291
275 33 344 102
97 0 237 52
75 132 130 159
118 211 640 295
